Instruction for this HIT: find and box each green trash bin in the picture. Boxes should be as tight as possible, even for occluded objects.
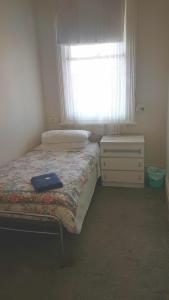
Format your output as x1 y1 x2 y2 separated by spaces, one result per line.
147 166 166 188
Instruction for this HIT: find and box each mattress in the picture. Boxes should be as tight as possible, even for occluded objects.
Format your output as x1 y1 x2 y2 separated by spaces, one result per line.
0 143 100 234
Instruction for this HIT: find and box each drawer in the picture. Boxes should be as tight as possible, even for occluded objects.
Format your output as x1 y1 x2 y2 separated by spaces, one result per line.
100 143 144 158
101 171 144 184
101 158 144 171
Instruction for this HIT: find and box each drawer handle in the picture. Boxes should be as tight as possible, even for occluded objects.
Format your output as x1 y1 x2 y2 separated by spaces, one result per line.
104 149 142 154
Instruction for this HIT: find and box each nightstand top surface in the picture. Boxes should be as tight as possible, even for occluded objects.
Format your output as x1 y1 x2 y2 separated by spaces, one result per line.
100 135 144 144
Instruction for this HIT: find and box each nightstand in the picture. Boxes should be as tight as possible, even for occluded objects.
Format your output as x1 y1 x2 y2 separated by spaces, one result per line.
100 135 145 188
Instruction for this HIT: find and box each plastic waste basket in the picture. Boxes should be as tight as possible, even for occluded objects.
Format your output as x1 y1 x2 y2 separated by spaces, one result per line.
147 166 166 188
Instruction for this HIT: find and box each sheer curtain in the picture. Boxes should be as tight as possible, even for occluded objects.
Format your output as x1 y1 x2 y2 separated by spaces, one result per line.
56 0 138 135
125 0 138 123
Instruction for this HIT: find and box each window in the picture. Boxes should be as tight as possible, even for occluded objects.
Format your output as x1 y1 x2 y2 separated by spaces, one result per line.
57 0 137 128
61 42 126 124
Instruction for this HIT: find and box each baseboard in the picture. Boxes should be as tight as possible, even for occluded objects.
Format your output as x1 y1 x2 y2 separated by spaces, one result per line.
165 176 169 208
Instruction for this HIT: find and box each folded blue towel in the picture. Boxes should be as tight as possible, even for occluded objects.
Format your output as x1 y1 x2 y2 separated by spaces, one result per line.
31 173 63 192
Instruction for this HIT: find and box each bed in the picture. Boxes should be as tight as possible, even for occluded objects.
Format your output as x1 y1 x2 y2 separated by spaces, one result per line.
0 142 100 247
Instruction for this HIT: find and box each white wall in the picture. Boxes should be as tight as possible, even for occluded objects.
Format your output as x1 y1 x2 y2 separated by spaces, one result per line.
0 0 45 166
36 0 169 167
124 0 169 167
166 77 169 176
34 0 58 125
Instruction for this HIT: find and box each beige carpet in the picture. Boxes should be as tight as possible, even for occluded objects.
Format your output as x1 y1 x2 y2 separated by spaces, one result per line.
0 185 169 300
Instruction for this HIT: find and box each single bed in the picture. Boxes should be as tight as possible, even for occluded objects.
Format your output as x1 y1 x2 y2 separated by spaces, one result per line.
0 143 100 239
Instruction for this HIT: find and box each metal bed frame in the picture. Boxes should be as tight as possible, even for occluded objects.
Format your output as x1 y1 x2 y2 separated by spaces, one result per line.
0 210 65 264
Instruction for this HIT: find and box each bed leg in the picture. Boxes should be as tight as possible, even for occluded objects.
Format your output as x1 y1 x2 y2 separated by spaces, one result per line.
59 222 64 254
58 222 67 267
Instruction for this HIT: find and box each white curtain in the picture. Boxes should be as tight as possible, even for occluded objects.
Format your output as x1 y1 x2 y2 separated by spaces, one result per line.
56 0 138 135
125 0 138 123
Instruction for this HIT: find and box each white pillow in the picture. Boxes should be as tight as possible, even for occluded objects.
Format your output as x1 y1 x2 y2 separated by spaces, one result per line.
41 130 91 144
42 141 89 151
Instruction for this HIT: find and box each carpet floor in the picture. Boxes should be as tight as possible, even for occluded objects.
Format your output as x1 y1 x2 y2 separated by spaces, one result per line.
0 185 169 300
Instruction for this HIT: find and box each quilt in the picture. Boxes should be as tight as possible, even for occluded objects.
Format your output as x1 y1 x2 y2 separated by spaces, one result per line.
0 143 100 233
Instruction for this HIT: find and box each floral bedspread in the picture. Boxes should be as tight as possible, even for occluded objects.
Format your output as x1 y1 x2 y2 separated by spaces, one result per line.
0 143 100 233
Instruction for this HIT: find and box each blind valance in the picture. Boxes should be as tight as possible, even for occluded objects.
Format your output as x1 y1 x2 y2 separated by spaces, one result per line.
56 0 125 44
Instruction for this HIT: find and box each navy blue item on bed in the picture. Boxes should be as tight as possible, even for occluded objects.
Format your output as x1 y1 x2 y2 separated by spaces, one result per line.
31 173 63 192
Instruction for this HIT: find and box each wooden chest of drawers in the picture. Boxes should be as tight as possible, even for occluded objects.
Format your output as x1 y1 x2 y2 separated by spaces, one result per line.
100 135 145 188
